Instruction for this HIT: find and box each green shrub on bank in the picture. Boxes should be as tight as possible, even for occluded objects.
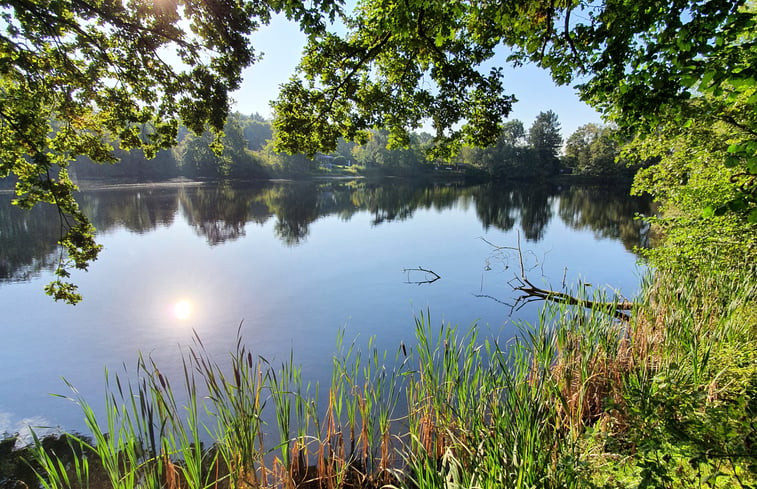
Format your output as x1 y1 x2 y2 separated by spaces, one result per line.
577 266 757 489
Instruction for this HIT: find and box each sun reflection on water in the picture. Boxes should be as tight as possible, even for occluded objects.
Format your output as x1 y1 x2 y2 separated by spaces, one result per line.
173 299 193 320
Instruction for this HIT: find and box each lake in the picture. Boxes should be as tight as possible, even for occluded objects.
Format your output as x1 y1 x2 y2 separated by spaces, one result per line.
0 179 651 439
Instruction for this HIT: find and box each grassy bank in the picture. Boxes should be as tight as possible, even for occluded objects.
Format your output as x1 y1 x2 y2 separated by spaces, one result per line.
3 265 755 488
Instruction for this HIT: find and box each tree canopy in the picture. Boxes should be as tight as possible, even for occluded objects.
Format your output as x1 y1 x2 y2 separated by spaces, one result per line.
272 0 755 217
271 0 755 270
273 1 752 145
564 124 622 177
527 110 562 175
2 0 755 301
0 0 342 302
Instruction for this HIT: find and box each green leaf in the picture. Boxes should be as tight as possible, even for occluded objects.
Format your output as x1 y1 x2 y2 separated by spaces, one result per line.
700 70 716 88
725 156 741 168
747 158 757 174
728 198 748 213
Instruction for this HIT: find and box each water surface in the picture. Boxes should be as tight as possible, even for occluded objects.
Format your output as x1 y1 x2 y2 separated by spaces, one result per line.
0 179 651 437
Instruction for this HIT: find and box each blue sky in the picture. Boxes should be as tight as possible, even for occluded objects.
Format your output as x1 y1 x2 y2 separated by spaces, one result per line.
231 13 603 140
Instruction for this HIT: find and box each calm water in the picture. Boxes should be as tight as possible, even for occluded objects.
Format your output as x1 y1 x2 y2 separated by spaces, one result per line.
0 179 651 437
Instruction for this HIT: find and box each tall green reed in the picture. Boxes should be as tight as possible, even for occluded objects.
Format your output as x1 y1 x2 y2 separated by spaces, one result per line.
29 432 90 489
30 361 171 489
33 283 673 489
190 331 266 488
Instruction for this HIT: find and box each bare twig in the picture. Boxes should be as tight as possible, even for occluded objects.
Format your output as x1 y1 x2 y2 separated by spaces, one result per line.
510 274 633 321
479 236 636 321
473 293 512 307
517 231 526 278
403 266 441 285
479 237 518 252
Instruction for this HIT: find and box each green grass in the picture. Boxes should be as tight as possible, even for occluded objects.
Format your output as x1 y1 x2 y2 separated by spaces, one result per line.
19 266 756 489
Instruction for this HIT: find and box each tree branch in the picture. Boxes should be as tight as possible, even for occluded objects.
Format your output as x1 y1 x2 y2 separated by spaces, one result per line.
509 274 633 321
479 235 636 321
403 266 441 285
720 114 757 138
563 7 584 71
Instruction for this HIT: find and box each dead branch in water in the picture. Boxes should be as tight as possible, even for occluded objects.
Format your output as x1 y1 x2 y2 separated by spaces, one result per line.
508 275 633 321
478 233 635 321
403 266 441 285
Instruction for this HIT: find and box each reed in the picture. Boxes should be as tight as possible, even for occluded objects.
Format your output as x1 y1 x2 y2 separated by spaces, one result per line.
190 331 266 488
26 318 589 489
29 432 90 489
27 267 755 489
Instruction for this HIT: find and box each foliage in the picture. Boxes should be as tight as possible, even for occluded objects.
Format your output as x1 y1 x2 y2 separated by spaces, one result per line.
272 1 752 153
0 0 343 302
1 432 96 489
627 94 757 272
271 0 755 223
350 129 431 174
260 139 317 177
272 0 515 159
73 118 457 181
563 123 631 177
460 119 527 179
456 114 565 180
240 113 274 151
176 114 268 180
578 265 757 489
527 110 563 175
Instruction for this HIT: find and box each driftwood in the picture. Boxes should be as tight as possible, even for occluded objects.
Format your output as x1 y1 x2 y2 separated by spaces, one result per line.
477 234 636 321
508 275 633 321
403 266 441 285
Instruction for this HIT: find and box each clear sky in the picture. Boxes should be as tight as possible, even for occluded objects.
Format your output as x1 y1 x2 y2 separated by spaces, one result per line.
231 13 604 140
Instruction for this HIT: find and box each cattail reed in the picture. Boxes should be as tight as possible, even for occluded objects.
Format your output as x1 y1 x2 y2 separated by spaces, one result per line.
29 266 756 488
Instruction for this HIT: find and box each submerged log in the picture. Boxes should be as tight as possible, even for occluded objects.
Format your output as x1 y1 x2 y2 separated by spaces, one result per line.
511 276 634 321
479 234 636 321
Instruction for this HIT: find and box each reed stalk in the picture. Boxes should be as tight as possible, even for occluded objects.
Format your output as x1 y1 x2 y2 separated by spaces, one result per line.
28 267 754 489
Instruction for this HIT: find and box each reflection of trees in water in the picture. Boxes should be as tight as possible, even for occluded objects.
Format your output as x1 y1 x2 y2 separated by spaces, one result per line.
475 186 518 232
516 185 555 241
178 185 273 245
364 184 426 224
353 182 468 225
266 183 320 246
176 181 472 245
0 180 653 282
557 185 653 252
473 183 651 250
1 186 183 283
0 197 60 282
473 183 557 241
79 188 178 233
315 181 365 221
261 181 469 243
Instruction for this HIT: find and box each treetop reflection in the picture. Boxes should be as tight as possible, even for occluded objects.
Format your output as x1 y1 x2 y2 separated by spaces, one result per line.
0 180 652 283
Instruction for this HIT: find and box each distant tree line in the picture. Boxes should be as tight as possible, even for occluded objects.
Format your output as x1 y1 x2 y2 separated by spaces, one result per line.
1 180 652 283
70 110 639 183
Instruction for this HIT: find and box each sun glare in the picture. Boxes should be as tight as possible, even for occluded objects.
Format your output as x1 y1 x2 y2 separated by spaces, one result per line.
173 299 193 320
